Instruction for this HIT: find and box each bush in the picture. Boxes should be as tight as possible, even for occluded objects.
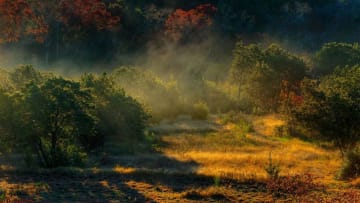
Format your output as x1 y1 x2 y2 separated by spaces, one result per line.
18 77 97 168
0 66 153 167
81 73 150 144
267 173 323 201
340 146 360 179
314 42 360 76
291 66 360 155
112 67 184 121
190 101 209 120
265 153 280 180
274 125 290 137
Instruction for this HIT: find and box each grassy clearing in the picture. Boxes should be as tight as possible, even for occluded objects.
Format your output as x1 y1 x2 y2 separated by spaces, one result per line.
0 114 359 202
160 115 341 185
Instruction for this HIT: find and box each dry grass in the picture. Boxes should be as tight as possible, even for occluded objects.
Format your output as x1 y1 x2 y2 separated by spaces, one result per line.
0 113 358 202
160 114 342 186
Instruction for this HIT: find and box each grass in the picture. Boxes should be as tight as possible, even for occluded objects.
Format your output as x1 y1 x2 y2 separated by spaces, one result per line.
160 115 341 185
0 113 358 202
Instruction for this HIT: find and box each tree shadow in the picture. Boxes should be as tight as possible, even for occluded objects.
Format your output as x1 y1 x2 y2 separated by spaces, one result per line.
0 169 153 203
0 151 267 202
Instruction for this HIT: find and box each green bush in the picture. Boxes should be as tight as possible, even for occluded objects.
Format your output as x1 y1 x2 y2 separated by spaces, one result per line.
190 101 209 120
291 66 360 155
112 67 185 121
340 146 360 179
81 73 150 144
18 77 96 168
314 42 360 76
0 66 151 168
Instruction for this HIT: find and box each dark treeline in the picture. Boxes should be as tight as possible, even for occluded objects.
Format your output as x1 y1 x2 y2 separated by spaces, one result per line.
2 0 360 67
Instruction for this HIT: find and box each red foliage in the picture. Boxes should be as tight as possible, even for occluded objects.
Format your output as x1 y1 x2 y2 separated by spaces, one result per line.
58 0 120 31
267 173 324 200
0 0 120 43
164 4 217 42
280 80 304 107
0 0 48 43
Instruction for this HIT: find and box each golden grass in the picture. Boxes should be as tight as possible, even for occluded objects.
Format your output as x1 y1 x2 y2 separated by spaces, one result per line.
159 114 342 185
252 114 286 136
113 165 136 174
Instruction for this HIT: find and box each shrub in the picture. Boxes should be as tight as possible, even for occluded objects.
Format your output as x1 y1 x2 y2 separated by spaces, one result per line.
291 66 360 155
112 67 184 121
340 146 360 179
265 153 280 180
190 101 209 120
267 173 323 201
81 73 150 144
18 77 96 168
274 125 290 137
314 42 360 76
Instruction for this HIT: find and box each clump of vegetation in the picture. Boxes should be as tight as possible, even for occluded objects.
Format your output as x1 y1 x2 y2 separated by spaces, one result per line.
220 111 253 135
340 146 360 180
314 42 360 75
112 67 185 121
230 41 307 112
190 101 209 120
0 66 150 168
267 173 323 202
273 125 290 137
265 153 280 180
291 66 360 156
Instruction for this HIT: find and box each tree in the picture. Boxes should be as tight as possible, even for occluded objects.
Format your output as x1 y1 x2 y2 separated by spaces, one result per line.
229 42 306 111
81 73 149 145
9 65 44 90
0 0 48 43
19 77 97 167
314 42 360 76
0 90 17 153
164 4 217 43
291 66 360 155
58 0 120 31
229 41 263 97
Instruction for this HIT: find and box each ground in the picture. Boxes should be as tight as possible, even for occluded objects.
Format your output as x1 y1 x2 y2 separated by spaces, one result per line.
0 114 359 202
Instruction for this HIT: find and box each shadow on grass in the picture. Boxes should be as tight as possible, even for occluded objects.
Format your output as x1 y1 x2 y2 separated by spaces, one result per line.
1 168 153 202
1 166 267 203
0 153 207 202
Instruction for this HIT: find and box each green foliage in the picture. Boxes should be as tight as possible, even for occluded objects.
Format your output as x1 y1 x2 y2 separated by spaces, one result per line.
18 77 96 168
314 42 360 75
0 90 16 153
112 67 184 121
219 111 253 134
81 73 149 144
291 66 360 154
340 146 360 179
9 65 44 89
190 101 209 120
0 69 12 91
0 66 151 168
230 42 307 112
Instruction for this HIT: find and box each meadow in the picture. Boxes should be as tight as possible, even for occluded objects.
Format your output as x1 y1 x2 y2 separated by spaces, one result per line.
0 113 358 202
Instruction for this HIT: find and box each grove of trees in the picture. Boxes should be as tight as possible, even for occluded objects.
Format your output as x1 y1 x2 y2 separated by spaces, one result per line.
0 66 149 168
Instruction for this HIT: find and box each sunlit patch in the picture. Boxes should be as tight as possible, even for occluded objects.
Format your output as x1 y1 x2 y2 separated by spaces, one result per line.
113 165 136 174
252 114 286 136
99 180 110 188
